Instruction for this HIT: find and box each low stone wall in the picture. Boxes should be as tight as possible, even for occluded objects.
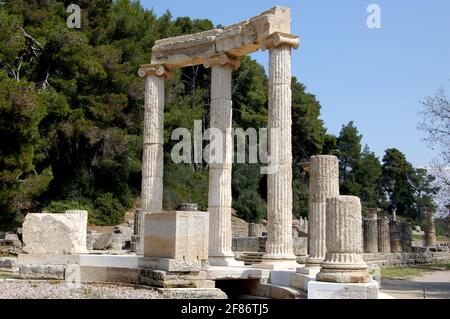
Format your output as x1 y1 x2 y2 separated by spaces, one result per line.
232 237 260 252
363 252 450 266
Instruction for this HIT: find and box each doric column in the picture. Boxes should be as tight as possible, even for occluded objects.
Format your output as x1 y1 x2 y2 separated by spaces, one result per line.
305 155 340 267
204 54 242 266
363 209 378 253
137 64 170 255
424 209 437 247
316 196 371 283
400 222 412 253
259 33 299 268
389 220 402 253
377 217 391 253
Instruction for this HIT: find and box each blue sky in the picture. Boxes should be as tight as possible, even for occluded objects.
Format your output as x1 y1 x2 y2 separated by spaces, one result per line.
141 0 450 167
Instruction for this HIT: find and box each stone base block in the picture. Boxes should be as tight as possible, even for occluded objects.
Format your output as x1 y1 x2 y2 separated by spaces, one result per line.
256 258 299 270
308 280 379 299
18 254 80 266
291 267 320 291
208 256 245 267
249 283 306 299
139 268 208 288
269 270 295 287
140 257 202 272
19 264 65 280
0 257 18 273
157 288 227 299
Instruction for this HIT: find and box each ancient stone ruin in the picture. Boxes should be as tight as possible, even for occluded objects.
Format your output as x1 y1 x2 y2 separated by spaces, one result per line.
1 6 449 300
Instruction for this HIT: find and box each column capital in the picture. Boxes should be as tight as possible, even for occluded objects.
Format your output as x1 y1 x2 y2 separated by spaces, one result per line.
138 64 171 79
203 53 240 70
261 32 300 51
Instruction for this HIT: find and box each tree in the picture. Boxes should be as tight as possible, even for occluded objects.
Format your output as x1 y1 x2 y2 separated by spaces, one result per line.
410 168 440 220
380 148 415 218
353 146 383 206
335 121 362 183
418 87 450 214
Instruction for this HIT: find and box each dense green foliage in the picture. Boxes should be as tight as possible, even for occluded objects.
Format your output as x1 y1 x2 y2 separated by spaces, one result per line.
0 0 440 228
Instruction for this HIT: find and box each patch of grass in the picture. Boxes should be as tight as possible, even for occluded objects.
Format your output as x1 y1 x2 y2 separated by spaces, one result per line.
421 263 450 270
412 234 424 240
81 287 103 299
0 272 20 279
436 235 449 242
381 267 429 279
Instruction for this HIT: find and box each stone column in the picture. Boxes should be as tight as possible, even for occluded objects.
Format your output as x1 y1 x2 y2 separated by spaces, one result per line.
260 33 299 268
137 64 170 255
248 223 261 237
389 220 402 253
377 217 391 253
204 54 242 266
424 209 437 247
305 155 339 267
400 222 412 253
316 196 371 283
64 210 88 253
363 209 378 253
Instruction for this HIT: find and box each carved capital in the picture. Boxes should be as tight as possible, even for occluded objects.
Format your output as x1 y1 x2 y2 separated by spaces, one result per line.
261 32 300 51
138 64 171 79
203 53 240 70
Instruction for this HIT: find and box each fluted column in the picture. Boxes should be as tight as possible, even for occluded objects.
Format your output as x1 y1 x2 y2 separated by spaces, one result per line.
137 64 170 255
305 155 340 267
260 33 299 268
204 54 242 266
363 209 378 253
424 209 437 247
377 217 391 253
400 222 412 252
317 196 371 283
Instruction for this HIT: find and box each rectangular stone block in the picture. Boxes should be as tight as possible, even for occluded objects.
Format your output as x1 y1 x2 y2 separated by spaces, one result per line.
144 211 209 261
19 264 65 280
308 280 379 299
22 213 86 254
18 254 80 265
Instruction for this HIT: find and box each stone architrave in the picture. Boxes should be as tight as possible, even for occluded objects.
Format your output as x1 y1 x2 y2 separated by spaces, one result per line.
377 217 391 253
137 64 170 255
205 54 242 266
22 213 86 255
424 209 437 247
316 196 371 284
304 155 339 268
259 33 299 269
64 210 88 253
363 209 378 253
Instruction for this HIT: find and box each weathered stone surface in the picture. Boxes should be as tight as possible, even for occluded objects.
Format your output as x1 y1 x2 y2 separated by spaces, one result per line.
0 257 18 272
64 210 88 253
378 217 391 253
22 213 85 254
400 222 412 252
19 264 65 280
389 220 402 253
424 209 437 246
157 288 227 299
144 211 209 262
151 7 293 69
262 42 297 266
92 233 114 250
293 237 307 256
308 280 379 299
317 196 371 284
306 155 339 267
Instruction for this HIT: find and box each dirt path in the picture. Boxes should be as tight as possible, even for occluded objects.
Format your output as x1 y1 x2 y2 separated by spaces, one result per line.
380 270 450 299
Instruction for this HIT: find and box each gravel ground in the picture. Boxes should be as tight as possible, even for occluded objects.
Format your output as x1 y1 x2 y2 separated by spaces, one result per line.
0 280 163 299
